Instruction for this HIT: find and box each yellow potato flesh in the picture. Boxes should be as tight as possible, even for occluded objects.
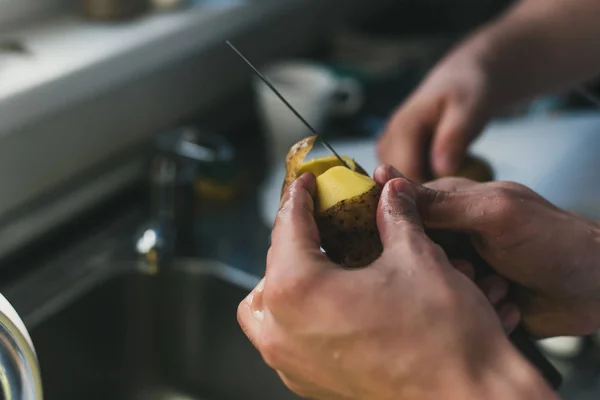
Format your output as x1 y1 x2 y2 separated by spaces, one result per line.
281 135 382 268
315 166 377 213
297 156 358 178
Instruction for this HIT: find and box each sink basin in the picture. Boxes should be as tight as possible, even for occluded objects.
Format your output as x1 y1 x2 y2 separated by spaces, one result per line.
28 260 300 400
23 245 599 400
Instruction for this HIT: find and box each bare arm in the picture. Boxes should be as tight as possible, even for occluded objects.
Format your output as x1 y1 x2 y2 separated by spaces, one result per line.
379 0 600 181
473 0 600 108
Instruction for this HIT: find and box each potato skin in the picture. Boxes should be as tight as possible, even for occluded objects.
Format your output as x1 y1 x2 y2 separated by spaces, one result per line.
281 135 382 268
281 135 317 197
316 184 383 268
454 155 494 182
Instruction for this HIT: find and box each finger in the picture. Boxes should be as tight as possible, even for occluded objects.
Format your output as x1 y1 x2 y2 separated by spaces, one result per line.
423 177 478 192
273 172 321 253
237 278 265 348
477 275 509 306
377 178 424 247
378 104 433 183
450 259 475 281
373 164 403 186
498 302 521 334
431 100 484 177
266 175 332 317
414 184 494 232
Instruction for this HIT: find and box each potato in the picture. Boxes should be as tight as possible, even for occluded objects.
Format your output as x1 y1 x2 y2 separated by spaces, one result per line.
280 137 493 268
314 166 383 268
453 154 494 182
282 135 383 268
281 136 367 196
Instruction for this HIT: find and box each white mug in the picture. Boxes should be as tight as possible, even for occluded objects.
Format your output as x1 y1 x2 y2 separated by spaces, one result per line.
254 61 364 165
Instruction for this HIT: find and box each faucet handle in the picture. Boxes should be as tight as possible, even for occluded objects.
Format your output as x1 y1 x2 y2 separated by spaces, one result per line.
155 126 240 205
149 155 177 222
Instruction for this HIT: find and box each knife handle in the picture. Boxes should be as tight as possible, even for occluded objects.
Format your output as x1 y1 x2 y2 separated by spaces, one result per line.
471 255 563 389
427 229 562 390
510 326 562 389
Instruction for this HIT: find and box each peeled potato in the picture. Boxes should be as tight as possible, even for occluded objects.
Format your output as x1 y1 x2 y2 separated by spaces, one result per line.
298 156 369 178
282 135 383 268
281 136 367 195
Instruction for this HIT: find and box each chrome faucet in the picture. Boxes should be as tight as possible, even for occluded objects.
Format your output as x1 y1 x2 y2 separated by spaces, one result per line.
135 155 177 275
134 126 236 274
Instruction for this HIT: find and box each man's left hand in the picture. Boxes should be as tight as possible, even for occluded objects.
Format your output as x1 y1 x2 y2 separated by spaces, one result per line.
237 168 550 400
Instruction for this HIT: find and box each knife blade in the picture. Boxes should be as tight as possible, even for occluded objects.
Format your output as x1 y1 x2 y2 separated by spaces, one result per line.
226 40 351 169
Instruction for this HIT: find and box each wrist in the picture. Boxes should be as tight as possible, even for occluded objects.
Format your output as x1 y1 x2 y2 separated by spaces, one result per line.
454 22 521 112
446 338 558 400
448 4 569 112
387 335 558 400
433 24 505 114
465 0 600 110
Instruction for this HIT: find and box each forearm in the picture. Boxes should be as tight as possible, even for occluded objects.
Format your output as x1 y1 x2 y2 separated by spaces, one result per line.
458 0 600 108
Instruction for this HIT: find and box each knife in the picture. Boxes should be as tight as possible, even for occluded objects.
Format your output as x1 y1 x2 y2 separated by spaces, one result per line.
226 40 351 170
428 229 563 390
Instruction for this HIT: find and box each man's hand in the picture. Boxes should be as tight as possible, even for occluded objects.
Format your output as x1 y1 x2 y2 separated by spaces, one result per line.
378 0 600 183
419 176 600 338
378 43 494 182
237 169 555 400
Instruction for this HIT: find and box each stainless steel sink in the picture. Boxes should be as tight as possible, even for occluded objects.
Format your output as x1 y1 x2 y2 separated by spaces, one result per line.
27 260 300 400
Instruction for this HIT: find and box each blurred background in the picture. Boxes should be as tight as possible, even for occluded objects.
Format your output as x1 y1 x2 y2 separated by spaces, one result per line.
0 0 599 399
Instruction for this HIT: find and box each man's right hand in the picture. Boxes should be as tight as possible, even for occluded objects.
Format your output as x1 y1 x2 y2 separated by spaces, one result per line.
417 175 600 338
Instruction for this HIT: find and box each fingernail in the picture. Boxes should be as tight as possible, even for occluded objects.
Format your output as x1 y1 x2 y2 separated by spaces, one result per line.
256 278 265 293
245 278 264 306
391 179 416 203
298 171 316 185
487 280 508 304
245 291 254 306
385 165 403 181
500 304 520 331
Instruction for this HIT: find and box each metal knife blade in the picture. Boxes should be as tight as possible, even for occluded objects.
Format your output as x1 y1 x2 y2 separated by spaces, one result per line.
226 40 351 169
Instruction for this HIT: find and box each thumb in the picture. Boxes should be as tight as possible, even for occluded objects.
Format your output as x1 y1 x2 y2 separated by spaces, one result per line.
431 101 485 177
415 185 489 233
272 172 321 252
377 178 424 247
